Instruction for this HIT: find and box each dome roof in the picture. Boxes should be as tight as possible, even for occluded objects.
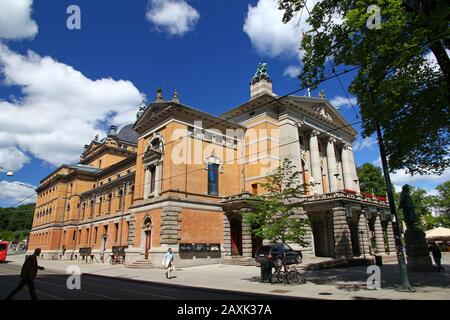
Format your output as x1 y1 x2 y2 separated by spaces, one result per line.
116 124 139 144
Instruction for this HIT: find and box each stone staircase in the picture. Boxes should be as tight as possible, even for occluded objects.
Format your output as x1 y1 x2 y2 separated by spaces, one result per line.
125 259 153 269
222 256 258 266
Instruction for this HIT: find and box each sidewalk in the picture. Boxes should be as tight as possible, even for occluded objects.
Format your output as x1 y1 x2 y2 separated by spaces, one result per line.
5 253 450 300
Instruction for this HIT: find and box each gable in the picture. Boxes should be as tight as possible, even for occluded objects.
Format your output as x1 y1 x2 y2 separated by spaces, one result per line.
284 96 357 137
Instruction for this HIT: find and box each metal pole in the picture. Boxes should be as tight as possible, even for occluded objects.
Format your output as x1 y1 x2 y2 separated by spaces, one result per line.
369 88 414 292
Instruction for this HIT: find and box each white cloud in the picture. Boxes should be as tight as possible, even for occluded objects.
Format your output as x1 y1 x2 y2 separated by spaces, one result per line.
243 0 306 58
0 147 29 172
0 0 38 40
243 0 342 60
391 167 450 187
353 136 377 152
0 45 142 170
146 0 200 36
330 95 357 109
283 65 301 78
0 180 36 206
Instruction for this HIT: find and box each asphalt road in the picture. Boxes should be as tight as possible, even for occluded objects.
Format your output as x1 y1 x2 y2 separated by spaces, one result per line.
0 262 296 300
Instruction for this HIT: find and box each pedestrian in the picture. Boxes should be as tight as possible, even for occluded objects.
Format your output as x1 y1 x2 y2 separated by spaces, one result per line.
5 248 45 300
162 248 174 279
430 242 445 272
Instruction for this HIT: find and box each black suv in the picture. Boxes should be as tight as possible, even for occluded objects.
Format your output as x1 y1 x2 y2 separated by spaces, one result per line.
255 244 302 268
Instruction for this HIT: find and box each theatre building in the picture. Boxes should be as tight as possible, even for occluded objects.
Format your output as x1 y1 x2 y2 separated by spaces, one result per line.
28 66 394 267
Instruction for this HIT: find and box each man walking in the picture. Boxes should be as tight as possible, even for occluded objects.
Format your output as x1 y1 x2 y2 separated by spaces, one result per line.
5 248 45 300
430 242 445 272
162 248 174 279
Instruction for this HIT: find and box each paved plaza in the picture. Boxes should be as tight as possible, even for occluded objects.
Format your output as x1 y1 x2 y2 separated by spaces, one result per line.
1 253 449 300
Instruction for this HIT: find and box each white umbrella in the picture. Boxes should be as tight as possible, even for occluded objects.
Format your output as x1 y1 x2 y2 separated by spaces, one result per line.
425 227 450 240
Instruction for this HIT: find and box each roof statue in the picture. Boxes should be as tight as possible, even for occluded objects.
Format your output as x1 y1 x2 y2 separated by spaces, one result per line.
319 90 326 99
251 63 271 84
172 90 179 103
136 95 147 119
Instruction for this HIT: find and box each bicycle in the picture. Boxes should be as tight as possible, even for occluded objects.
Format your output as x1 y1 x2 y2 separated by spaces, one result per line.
110 254 124 265
271 264 306 285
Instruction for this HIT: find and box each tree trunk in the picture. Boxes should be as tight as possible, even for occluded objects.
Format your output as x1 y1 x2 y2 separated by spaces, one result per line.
429 41 450 99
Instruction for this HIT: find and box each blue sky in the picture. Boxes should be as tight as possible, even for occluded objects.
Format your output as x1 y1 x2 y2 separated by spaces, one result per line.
0 0 447 207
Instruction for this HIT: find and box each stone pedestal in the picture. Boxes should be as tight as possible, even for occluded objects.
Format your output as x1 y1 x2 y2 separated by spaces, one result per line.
332 207 353 260
404 228 435 272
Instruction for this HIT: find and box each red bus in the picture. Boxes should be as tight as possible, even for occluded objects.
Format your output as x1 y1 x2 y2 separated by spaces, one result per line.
0 241 9 262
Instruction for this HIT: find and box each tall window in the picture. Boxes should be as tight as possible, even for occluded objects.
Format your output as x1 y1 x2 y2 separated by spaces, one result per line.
207 163 219 195
107 193 112 213
149 166 156 193
114 223 119 242
93 227 98 244
118 190 124 210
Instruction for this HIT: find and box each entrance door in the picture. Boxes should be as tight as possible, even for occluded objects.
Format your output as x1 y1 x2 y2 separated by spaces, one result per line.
230 219 242 256
349 221 361 257
144 230 151 260
101 236 107 262
312 214 335 257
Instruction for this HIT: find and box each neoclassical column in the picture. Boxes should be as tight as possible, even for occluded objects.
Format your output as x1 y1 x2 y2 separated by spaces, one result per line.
326 137 338 192
279 118 302 185
309 129 322 194
347 145 360 193
341 144 354 190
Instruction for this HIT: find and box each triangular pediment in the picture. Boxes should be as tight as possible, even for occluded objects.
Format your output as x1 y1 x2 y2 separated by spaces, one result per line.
285 96 357 137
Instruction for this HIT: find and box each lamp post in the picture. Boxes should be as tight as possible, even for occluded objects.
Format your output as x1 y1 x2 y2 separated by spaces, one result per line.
369 88 414 292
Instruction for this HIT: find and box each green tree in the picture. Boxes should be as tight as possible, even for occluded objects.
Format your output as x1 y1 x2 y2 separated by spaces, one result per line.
0 204 35 241
434 180 450 211
357 163 387 196
242 159 310 246
278 0 450 175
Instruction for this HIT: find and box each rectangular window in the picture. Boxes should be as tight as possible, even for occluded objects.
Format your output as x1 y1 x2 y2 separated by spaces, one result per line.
94 227 98 244
114 223 119 242
149 166 156 193
207 163 219 196
252 183 258 195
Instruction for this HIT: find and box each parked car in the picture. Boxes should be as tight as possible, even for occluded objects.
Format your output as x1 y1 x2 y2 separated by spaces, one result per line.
255 244 302 268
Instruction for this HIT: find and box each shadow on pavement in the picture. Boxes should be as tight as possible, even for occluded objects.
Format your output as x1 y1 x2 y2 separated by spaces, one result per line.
303 263 450 291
